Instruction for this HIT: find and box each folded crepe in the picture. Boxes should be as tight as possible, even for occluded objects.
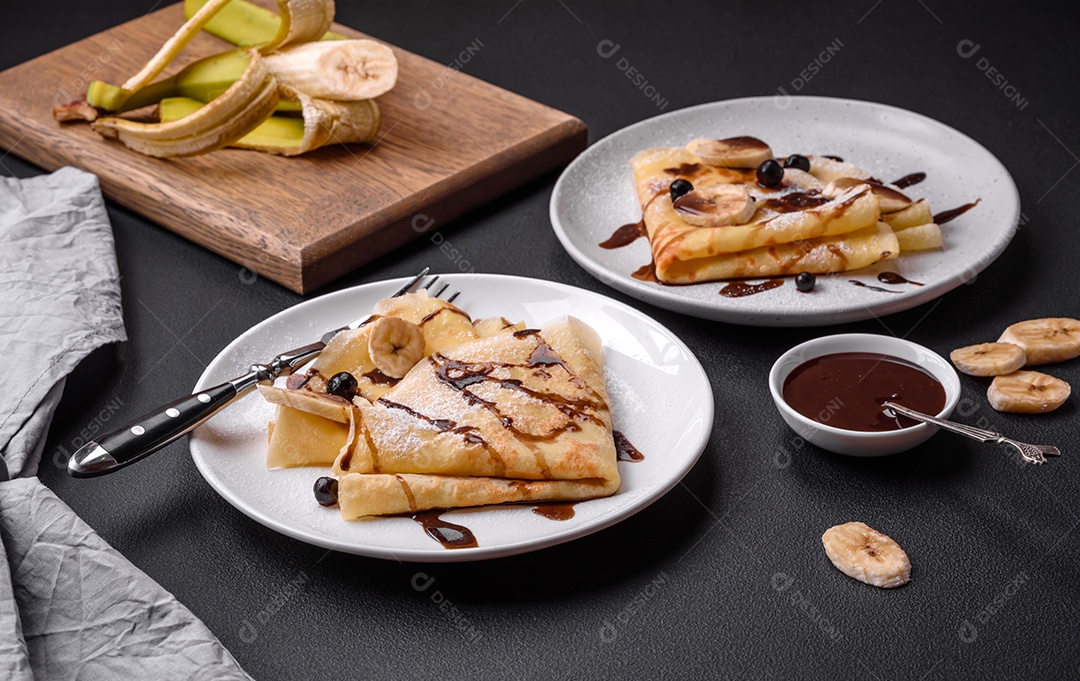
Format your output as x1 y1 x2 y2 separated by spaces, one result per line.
629 145 899 284
261 315 620 518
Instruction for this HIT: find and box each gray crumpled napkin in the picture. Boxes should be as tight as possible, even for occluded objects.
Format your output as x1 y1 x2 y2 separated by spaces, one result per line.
0 167 251 680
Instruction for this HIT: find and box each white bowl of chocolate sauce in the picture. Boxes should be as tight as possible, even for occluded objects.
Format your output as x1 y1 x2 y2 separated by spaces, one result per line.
769 334 961 456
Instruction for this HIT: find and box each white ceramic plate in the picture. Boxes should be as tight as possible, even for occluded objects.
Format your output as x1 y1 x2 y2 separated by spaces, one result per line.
550 96 1020 326
189 274 713 562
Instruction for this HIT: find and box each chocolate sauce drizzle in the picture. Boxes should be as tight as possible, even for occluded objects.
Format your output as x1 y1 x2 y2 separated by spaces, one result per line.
850 280 901 294
362 368 399 386
877 272 923 286
632 262 659 283
720 279 784 298
410 510 478 549
600 220 648 249
934 199 981 225
614 430 644 462
760 191 830 213
533 503 577 521
892 172 926 189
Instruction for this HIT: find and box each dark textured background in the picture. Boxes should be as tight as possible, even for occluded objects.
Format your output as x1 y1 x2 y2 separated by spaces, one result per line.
4 1 1080 679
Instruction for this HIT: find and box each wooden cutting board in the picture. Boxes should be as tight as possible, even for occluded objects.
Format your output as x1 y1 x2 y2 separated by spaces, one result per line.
0 5 586 293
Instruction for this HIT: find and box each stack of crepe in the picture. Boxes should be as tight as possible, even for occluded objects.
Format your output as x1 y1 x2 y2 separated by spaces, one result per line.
630 139 940 284
258 291 620 519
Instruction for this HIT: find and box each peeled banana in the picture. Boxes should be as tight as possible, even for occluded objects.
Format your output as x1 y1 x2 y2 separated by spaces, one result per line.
264 40 398 101
61 0 395 158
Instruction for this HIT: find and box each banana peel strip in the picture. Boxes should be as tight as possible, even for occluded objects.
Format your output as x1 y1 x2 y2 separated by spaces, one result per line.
121 0 235 92
253 85 380 155
86 0 334 112
93 52 279 158
158 86 381 156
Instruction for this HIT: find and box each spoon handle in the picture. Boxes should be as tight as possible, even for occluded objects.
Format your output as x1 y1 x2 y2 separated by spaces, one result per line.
881 401 999 443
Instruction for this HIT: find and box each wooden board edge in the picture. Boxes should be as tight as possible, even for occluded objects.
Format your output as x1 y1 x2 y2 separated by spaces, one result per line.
297 117 588 294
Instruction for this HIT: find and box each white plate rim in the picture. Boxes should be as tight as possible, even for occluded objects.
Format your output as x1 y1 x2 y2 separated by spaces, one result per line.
188 274 715 562
549 95 1021 326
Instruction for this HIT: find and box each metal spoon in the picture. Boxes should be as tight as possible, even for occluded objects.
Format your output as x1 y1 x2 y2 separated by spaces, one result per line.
882 401 1061 465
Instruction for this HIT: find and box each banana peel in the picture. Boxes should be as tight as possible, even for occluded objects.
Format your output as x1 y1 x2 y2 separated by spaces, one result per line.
185 0 347 46
158 87 380 156
93 51 279 158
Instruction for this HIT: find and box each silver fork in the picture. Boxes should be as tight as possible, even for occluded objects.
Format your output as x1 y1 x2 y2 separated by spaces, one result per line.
69 268 458 477
883 401 1062 465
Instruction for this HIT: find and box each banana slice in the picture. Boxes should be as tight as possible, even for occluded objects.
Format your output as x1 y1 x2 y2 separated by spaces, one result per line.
473 317 526 338
808 156 871 184
823 178 912 213
950 342 1026 376
998 318 1080 366
687 136 772 169
822 522 911 589
673 184 756 227
257 385 351 422
782 168 824 191
988 371 1071 414
367 316 425 378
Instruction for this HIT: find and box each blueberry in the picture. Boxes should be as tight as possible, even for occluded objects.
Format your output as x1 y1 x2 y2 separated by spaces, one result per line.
795 271 816 293
327 371 358 400
313 477 339 506
756 159 784 188
784 154 811 172
669 179 693 202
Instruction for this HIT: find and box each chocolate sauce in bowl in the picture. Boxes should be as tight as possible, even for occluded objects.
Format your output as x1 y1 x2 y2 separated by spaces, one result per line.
720 279 784 298
934 199 981 225
782 352 946 432
600 220 647 249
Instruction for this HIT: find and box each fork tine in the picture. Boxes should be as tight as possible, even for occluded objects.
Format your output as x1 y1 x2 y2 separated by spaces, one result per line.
434 283 449 298
423 275 440 291
391 268 430 298
446 291 460 303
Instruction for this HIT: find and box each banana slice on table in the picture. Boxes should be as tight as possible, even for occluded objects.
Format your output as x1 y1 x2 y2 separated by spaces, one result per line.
673 184 756 227
687 136 773 169
950 342 1026 376
987 371 1071 414
822 522 911 589
998 318 1080 366
367 316 425 378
